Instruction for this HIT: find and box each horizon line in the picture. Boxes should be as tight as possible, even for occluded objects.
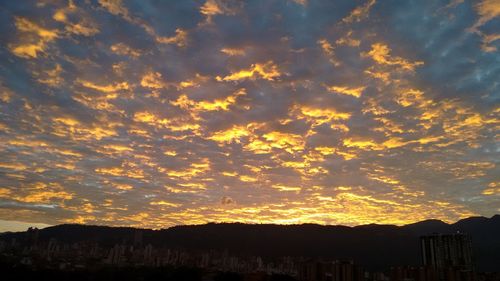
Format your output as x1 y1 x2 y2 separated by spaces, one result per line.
2 214 499 233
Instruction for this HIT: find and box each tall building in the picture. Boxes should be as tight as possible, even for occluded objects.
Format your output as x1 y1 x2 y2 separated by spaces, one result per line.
421 233 475 281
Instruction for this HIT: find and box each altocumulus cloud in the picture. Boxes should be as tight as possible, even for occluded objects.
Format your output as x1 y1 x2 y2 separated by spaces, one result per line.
0 0 498 228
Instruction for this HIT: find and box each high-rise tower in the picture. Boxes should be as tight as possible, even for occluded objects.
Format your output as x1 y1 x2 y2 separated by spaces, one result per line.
421 233 474 281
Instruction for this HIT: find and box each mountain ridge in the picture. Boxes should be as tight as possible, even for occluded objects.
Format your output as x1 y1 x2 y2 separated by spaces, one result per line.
1 215 499 271
8 214 495 233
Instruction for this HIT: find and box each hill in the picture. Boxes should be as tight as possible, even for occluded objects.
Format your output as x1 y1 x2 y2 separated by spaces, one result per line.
1 215 499 271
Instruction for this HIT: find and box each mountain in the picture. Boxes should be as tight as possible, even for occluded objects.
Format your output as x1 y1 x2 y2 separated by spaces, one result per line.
1 215 499 271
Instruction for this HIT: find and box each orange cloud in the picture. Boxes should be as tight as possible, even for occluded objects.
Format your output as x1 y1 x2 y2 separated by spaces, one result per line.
342 0 377 23
325 85 365 98
209 125 251 143
10 17 58 58
171 89 246 112
363 43 424 71
216 61 281 81
78 79 130 93
200 0 241 24
156 28 188 47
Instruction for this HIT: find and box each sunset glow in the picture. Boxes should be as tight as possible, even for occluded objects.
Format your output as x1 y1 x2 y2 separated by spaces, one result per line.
0 0 499 229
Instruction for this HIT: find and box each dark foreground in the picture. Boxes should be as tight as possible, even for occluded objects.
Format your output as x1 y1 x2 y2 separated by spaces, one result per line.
0 263 296 281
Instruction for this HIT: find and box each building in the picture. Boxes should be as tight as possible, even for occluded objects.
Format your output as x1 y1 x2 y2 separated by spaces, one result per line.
390 265 438 281
421 233 475 281
298 259 364 281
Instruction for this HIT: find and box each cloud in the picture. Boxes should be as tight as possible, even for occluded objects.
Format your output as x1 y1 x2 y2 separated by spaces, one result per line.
209 125 252 143
220 47 246 56
155 28 188 47
470 0 500 52
98 0 188 47
98 0 130 18
216 61 281 81
9 17 58 58
325 85 365 98
171 89 246 112
342 0 377 23
52 2 99 36
200 0 242 24
0 0 497 229
78 79 130 92
362 43 424 71
473 0 500 29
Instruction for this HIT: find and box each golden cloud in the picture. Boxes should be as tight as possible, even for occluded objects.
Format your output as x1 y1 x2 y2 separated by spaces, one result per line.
216 61 281 81
342 0 377 23
10 17 58 58
325 85 365 98
363 43 424 71
209 125 251 143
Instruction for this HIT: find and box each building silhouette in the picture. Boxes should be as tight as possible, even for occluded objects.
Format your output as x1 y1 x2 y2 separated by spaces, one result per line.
421 233 475 281
298 259 364 281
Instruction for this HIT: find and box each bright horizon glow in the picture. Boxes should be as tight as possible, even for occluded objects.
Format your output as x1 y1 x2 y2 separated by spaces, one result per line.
0 220 52 233
4 214 498 233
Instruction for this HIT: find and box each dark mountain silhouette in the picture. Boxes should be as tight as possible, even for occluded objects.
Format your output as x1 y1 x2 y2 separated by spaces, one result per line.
1 215 499 271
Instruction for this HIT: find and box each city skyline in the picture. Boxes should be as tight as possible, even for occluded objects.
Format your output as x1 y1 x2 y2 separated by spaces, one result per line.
0 0 499 230
2 216 499 275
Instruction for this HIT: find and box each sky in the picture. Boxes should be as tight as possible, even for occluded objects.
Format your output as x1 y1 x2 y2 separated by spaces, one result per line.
0 0 499 231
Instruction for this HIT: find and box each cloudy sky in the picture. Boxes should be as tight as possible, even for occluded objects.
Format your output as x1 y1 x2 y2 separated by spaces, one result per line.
0 0 498 230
